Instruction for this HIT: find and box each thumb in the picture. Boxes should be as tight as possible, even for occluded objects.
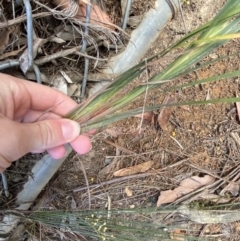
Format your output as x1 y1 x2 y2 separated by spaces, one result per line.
0 118 80 162
27 119 81 151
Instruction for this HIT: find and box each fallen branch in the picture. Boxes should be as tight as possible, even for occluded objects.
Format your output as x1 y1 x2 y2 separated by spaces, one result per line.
0 12 52 30
34 46 107 65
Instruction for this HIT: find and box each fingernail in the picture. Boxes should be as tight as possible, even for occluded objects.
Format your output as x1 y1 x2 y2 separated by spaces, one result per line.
61 120 80 141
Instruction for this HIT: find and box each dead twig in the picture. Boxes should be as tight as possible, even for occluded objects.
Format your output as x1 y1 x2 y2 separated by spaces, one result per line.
0 45 25 60
73 171 158 192
74 158 190 192
102 139 150 162
75 155 91 209
34 46 107 65
139 59 150 134
0 12 52 30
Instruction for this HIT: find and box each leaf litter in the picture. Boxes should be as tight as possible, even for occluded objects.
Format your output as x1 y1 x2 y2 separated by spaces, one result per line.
157 175 215 206
113 160 154 177
157 96 175 131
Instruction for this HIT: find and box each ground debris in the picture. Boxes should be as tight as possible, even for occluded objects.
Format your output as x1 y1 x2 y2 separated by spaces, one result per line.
113 160 154 177
157 175 215 206
178 204 240 224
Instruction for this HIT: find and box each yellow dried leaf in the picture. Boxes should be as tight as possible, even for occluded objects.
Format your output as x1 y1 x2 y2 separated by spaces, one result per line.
113 161 153 177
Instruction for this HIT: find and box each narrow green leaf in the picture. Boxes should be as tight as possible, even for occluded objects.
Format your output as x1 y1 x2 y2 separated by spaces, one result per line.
173 69 240 91
81 97 240 133
66 68 145 122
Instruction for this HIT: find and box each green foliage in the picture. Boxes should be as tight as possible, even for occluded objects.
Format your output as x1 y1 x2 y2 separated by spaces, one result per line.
22 208 208 241
16 202 240 240
66 0 240 134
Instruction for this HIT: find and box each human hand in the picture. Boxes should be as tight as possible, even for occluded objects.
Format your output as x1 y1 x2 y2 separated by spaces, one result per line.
0 73 92 172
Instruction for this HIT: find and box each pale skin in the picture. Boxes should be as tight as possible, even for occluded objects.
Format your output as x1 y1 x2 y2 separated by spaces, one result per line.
0 73 92 173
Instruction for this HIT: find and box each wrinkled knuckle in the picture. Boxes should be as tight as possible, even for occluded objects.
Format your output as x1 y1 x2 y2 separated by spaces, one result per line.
38 122 54 148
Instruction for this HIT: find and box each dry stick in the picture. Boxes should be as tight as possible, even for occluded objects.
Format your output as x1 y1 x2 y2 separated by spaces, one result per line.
219 167 240 195
230 132 240 147
102 139 150 162
0 12 52 29
177 0 188 34
173 179 223 206
187 163 224 181
187 162 240 184
181 188 214 205
74 172 157 192
73 158 189 192
105 150 158 158
34 46 107 65
199 224 211 237
139 59 149 134
169 135 184 149
212 165 240 192
76 155 91 209
160 157 189 170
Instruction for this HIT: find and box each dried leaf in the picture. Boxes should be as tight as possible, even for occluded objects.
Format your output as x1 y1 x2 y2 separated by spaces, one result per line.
220 171 240 196
220 182 240 197
53 0 114 30
113 161 153 177
79 3 115 30
134 111 154 122
53 75 68 94
157 175 215 206
60 70 73 83
125 187 133 197
180 175 215 188
49 36 66 44
158 96 175 131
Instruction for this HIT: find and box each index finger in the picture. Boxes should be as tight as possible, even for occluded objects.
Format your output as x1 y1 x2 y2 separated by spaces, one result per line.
14 75 78 117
